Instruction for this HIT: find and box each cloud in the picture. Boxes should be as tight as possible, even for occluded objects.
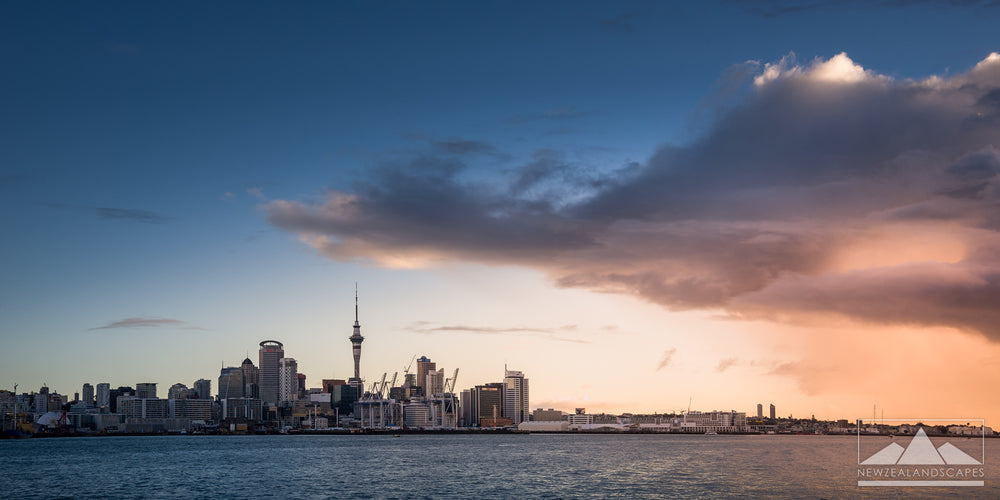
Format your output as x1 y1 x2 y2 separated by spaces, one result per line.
44 203 170 224
90 317 204 331
656 348 677 371
731 0 1000 18
266 52 1000 341
507 105 591 124
716 357 739 373
407 322 588 344
598 13 636 33
94 207 169 223
0 172 30 189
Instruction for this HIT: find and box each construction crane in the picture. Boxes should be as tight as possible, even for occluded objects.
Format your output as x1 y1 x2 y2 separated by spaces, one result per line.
444 368 459 394
376 373 387 398
403 355 417 376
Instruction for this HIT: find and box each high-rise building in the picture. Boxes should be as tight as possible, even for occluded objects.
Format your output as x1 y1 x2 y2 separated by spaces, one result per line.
168 383 189 400
96 383 110 409
757 403 763 418
278 357 299 403
259 340 284 405
194 379 212 400
348 290 365 396
81 383 94 407
108 386 134 413
241 357 260 399
297 373 306 400
169 399 213 420
472 383 504 427
769 403 776 419
503 369 529 425
218 367 244 401
460 390 472 427
425 368 444 397
136 383 157 399
416 356 435 394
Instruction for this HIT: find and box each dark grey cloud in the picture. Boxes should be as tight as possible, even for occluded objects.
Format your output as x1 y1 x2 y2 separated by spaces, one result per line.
45 203 170 224
598 13 636 33
0 172 30 189
507 106 591 125
267 53 1000 341
90 317 204 331
731 0 1000 17
94 207 169 223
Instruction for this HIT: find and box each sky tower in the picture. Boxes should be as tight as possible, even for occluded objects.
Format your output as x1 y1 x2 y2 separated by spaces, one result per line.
348 286 364 396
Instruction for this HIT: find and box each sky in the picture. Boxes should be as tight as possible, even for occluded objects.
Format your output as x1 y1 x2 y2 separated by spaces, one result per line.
3 0 1000 423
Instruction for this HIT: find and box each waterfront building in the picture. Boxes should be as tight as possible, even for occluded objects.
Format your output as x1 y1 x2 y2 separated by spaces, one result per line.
221 397 263 422
194 379 212 400
169 399 213 420
348 290 364 396
136 383 157 399
81 383 94 407
117 397 169 419
278 357 299 402
259 340 284 405
471 382 504 427
403 403 432 428
96 383 110 409
218 367 244 401
503 369 529 425
532 408 564 422
460 390 472 427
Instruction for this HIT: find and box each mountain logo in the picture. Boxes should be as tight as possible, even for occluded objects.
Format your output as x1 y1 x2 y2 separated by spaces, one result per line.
861 427 981 465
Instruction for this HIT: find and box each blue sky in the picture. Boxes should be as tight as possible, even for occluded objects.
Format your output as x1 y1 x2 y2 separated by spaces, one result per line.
3 1 1000 420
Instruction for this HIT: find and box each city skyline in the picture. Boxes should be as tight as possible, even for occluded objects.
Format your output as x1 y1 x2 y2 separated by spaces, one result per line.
3 2 1000 425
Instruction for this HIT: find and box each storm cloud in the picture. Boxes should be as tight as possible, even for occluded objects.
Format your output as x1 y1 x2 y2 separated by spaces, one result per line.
267 53 1000 340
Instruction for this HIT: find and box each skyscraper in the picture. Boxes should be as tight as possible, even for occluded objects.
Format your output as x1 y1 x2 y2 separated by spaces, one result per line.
503 369 529 425
425 368 444 397
278 357 298 403
136 383 157 399
96 383 110 409
769 403 776 419
259 340 284 405
348 289 364 396
82 383 94 407
472 383 505 427
218 367 244 401
241 357 260 399
757 403 763 419
194 379 212 400
416 356 435 394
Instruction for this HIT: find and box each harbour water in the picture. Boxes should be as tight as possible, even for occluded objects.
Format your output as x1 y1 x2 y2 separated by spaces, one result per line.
3 434 999 498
